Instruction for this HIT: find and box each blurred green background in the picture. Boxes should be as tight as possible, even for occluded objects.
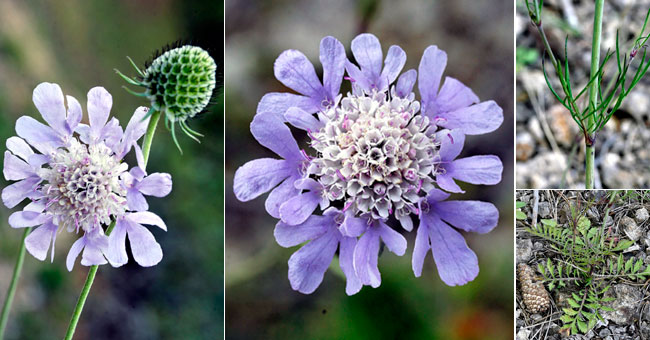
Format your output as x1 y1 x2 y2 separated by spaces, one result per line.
0 1 223 339
225 0 514 339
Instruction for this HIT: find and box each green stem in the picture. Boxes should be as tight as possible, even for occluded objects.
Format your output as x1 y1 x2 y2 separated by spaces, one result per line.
63 108 161 339
0 227 31 339
586 0 604 189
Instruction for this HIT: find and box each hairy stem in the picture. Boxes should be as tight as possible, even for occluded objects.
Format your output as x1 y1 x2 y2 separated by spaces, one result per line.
586 0 604 189
0 227 31 339
64 108 160 339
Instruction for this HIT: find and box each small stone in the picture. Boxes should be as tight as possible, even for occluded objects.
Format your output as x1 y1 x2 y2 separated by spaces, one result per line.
517 238 533 263
538 201 552 218
528 117 544 142
599 328 612 337
621 216 642 241
516 328 530 340
548 104 578 146
635 208 649 223
517 131 535 161
602 284 643 324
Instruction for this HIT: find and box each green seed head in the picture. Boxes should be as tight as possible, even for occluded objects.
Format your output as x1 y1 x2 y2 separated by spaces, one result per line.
143 45 216 122
116 44 217 151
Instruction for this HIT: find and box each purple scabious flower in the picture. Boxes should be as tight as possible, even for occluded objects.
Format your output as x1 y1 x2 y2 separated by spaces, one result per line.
2 82 172 271
234 33 503 295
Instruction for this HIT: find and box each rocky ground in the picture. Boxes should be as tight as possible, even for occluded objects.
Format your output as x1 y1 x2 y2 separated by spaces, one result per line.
516 0 650 188
516 190 650 340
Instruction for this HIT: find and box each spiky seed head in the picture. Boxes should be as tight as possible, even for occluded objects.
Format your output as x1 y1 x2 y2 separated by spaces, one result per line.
143 45 216 123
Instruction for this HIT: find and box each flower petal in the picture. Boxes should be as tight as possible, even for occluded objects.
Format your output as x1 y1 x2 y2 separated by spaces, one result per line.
436 129 465 162
284 107 324 132
377 222 407 256
353 228 381 288
274 214 331 247
418 45 447 114
4 151 34 181
233 158 294 202
279 190 321 225
436 77 479 113
320 36 346 100
127 222 163 267
127 211 167 231
395 69 417 98
340 212 367 237
434 200 499 234
339 236 362 295
8 210 49 228
435 173 464 194
32 82 67 135
448 155 503 186
425 214 479 286
251 112 301 161
15 116 60 153
411 220 430 277
265 175 300 218
139 173 172 197
25 221 58 261
274 49 325 99
106 219 128 267
66 237 86 271
350 33 383 88
256 92 320 116
380 45 407 89
287 229 339 294
6 137 33 162
87 87 113 136
65 95 82 134
437 100 503 135
127 189 148 211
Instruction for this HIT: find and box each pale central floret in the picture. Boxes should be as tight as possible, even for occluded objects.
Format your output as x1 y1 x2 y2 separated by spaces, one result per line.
309 90 440 221
40 139 128 232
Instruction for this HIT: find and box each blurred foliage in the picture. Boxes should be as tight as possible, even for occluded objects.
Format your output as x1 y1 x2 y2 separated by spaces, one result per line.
516 47 539 73
225 0 514 339
0 0 223 339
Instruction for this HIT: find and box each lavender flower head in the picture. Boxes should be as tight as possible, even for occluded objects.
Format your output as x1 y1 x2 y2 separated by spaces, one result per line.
234 34 503 295
3 83 172 271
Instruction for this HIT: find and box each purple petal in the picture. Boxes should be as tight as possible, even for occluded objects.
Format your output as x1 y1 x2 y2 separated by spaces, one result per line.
353 228 381 288
274 49 325 99
339 236 362 295
265 175 300 218
4 151 34 181
127 211 167 231
425 188 451 205
66 237 85 271
435 173 464 194
127 222 163 267
24 221 57 261
274 215 331 247
436 77 479 113
15 116 60 153
8 210 49 228
319 36 346 100
87 87 113 136
279 191 321 225
380 45 407 89
412 221 430 277
436 129 465 162
6 137 33 161
418 45 447 114
106 219 128 267
101 117 123 148
395 69 417 98
115 107 149 158
377 222 407 256
340 212 367 237
127 189 149 211
287 229 339 294
344 61 372 92
425 214 479 286
65 95 82 134
80 242 108 267
448 155 503 186
256 92 320 116
32 82 67 136
350 34 383 88
284 107 324 131
233 158 294 202
251 112 301 161
437 100 503 135
139 173 172 197
433 200 499 234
